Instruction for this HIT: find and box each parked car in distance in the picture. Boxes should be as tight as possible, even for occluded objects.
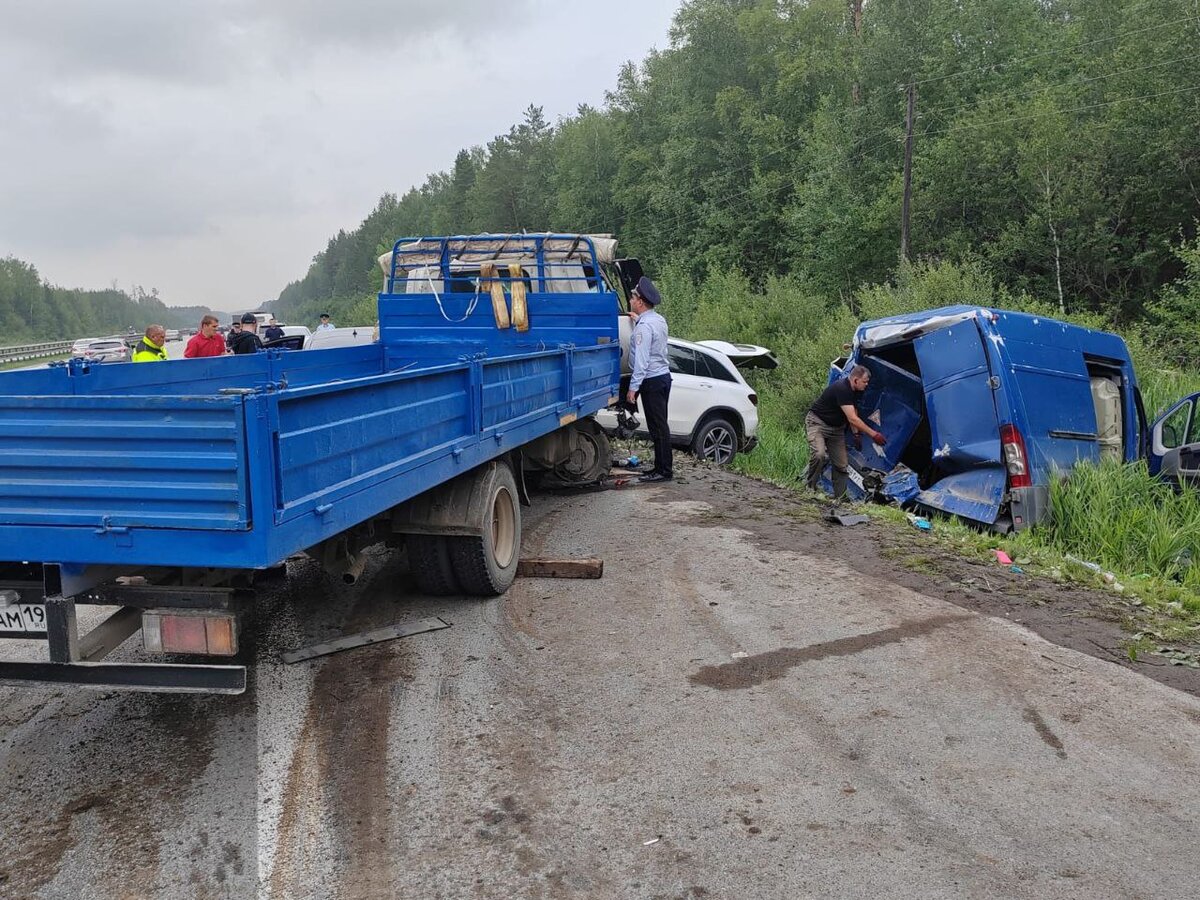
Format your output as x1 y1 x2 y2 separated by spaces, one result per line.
595 337 763 465
70 338 100 355
260 324 314 352
83 339 131 363
304 326 377 351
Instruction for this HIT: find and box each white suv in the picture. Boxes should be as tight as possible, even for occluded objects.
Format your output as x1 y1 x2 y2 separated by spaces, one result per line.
596 337 773 464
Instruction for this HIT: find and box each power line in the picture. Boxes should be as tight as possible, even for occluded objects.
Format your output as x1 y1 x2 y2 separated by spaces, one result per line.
638 90 1200 243
917 82 1200 138
623 9 1200 237
908 13 1200 89
916 50 1200 123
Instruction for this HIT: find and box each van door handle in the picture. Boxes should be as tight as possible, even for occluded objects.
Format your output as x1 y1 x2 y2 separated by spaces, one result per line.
1048 429 1098 441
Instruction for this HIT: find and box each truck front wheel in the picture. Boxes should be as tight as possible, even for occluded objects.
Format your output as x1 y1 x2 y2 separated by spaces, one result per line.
451 462 521 596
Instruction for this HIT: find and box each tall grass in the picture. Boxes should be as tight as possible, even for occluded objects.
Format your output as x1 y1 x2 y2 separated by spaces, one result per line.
1046 462 1200 602
733 420 809 484
671 258 1200 621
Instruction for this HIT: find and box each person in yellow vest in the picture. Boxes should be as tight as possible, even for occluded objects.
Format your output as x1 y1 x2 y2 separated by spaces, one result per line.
132 324 169 362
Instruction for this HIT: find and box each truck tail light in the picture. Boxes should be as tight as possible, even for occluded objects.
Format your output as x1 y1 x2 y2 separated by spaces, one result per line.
143 611 238 656
1000 423 1032 489
748 392 758 407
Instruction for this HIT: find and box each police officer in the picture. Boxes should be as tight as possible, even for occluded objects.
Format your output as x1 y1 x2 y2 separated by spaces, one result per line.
131 324 168 362
627 276 672 483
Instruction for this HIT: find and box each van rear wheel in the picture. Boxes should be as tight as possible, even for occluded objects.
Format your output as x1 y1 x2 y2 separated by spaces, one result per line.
451 462 521 596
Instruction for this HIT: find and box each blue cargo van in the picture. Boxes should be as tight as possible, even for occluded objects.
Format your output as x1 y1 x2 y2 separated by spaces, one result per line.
826 306 1148 530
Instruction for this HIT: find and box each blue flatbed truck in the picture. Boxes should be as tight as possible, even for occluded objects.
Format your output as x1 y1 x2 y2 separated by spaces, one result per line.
0 234 631 694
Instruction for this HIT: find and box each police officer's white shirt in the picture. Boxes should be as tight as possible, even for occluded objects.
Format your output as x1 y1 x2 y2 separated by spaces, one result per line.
630 308 669 391
316 322 335 331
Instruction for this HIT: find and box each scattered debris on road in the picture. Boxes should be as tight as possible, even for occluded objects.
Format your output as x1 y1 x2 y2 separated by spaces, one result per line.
824 510 869 527
906 513 932 531
517 557 604 579
281 616 450 664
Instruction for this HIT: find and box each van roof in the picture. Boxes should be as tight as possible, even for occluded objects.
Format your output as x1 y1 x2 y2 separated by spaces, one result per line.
854 305 1119 352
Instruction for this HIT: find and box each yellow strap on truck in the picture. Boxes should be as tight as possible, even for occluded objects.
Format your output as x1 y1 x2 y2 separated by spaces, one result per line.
481 262 510 329
509 263 529 332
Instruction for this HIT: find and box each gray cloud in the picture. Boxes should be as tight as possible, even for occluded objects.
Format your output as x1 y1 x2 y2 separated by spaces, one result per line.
0 0 678 308
250 0 541 47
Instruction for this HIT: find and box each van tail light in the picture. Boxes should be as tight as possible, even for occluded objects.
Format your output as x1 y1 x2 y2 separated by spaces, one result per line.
1000 423 1032 489
143 611 238 656
748 393 758 407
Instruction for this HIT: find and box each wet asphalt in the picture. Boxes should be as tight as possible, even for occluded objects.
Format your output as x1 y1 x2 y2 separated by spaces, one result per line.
2 465 1199 899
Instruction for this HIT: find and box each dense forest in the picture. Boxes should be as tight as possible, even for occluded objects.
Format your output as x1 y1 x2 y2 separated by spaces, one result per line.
274 0 1200 351
0 257 221 346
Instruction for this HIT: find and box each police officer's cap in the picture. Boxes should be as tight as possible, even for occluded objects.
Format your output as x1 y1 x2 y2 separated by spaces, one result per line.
634 276 661 306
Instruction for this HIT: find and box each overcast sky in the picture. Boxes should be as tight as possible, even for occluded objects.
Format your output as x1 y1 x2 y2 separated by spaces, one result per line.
0 0 680 311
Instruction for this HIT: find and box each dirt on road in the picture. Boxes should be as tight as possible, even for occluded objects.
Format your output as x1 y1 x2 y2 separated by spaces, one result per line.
658 460 1200 699
2 460 1198 899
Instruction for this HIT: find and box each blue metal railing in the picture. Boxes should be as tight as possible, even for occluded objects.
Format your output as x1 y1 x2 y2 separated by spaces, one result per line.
384 233 603 297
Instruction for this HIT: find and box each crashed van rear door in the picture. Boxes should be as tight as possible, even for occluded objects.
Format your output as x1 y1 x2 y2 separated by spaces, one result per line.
911 320 1008 525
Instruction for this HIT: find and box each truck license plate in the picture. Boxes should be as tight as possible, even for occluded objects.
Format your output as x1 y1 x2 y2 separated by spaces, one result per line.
0 604 47 635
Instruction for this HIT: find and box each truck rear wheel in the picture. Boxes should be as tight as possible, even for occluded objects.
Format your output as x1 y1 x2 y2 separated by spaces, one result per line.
451 462 521 596
408 534 460 596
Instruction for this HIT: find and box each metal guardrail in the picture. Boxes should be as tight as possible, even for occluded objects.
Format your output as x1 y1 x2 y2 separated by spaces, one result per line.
0 341 74 365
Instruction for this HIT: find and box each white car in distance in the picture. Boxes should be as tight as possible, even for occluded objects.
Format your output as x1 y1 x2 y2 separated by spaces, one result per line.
596 337 775 465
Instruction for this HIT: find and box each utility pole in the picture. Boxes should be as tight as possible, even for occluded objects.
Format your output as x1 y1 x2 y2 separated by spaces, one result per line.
900 82 916 262
849 0 864 104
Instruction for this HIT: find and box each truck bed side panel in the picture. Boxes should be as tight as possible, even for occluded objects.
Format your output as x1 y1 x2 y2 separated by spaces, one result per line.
0 395 249 530
274 366 474 522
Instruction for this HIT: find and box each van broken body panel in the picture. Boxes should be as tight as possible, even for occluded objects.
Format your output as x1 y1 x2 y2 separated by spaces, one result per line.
823 305 1144 531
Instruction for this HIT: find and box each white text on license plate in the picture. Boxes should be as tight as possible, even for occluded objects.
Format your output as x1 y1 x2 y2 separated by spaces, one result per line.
0 604 47 634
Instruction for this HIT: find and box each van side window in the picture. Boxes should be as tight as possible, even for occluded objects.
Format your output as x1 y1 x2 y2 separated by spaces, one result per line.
1161 401 1192 449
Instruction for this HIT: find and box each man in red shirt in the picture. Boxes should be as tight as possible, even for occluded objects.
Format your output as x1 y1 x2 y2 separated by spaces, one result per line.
184 315 227 358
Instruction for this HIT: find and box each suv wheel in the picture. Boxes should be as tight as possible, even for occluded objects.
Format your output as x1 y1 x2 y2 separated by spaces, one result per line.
692 416 738 465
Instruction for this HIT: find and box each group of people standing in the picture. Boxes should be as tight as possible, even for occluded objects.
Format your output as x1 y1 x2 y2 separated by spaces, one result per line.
130 312 336 361
129 278 871 498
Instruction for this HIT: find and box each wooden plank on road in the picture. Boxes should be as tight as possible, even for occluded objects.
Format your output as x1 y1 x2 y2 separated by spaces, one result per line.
517 558 604 579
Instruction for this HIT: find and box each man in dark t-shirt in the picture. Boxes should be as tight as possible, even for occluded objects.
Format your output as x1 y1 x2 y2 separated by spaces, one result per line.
804 364 886 498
